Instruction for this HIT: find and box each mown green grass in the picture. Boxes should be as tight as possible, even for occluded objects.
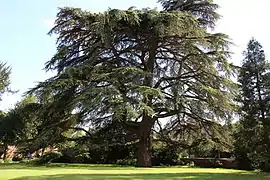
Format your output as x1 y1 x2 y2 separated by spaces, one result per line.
1 164 270 180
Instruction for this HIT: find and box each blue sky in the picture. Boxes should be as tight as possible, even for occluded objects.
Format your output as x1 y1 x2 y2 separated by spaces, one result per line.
0 0 269 110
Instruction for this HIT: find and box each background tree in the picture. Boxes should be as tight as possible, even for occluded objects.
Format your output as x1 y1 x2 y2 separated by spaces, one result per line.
0 62 12 159
13 95 42 144
0 62 12 100
0 95 41 158
30 1 236 167
235 38 270 171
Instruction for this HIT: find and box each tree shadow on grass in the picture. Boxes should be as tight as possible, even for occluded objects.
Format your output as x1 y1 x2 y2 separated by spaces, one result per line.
0 164 28 169
10 172 267 180
45 163 133 170
0 163 131 170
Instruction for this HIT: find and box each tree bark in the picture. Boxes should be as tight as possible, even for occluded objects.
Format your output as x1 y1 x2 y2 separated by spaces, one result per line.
136 38 157 167
137 126 152 167
137 115 155 167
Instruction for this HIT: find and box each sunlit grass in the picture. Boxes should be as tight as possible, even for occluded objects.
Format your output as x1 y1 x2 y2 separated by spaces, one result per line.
0 164 269 180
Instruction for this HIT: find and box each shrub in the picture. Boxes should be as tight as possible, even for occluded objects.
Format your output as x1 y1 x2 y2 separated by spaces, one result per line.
188 161 195 167
12 157 23 162
116 158 137 166
31 152 62 165
3 158 13 163
19 159 30 164
183 158 238 169
152 145 180 166
0 158 13 163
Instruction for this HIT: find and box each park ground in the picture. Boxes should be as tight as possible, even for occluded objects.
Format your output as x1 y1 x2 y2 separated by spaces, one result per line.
1 164 270 180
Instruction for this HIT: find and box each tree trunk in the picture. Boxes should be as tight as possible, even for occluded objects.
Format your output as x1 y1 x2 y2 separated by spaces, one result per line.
137 128 152 167
136 38 157 167
137 115 154 167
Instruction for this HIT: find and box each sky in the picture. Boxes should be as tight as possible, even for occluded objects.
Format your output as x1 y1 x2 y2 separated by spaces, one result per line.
0 0 269 111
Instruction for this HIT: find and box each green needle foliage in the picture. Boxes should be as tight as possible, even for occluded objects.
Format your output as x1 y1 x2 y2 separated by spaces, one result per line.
0 95 42 158
29 1 236 167
235 38 270 171
0 62 13 158
159 0 220 28
0 62 12 100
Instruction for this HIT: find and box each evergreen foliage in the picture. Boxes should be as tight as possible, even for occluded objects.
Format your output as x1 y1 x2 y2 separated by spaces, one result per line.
29 1 236 166
235 38 270 171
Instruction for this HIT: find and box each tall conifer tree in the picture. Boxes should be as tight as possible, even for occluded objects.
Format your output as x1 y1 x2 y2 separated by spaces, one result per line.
235 38 270 171
30 1 236 166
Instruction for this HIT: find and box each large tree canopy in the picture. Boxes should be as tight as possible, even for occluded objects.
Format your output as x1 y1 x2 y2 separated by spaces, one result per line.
30 2 236 167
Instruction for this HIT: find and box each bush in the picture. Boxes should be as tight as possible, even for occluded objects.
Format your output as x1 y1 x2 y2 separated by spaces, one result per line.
193 158 217 168
182 158 238 169
3 158 13 163
52 153 72 163
152 145 180 166
178 158 193 166
12 157 23 162
31 152 62 165
28 158 40 165
0 158 13 163
188 161 195 167
234 154 253 170
116 158 137 166
19 159 30 164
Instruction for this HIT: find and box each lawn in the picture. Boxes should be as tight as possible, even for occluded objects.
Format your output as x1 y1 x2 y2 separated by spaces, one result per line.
1 164 270 180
